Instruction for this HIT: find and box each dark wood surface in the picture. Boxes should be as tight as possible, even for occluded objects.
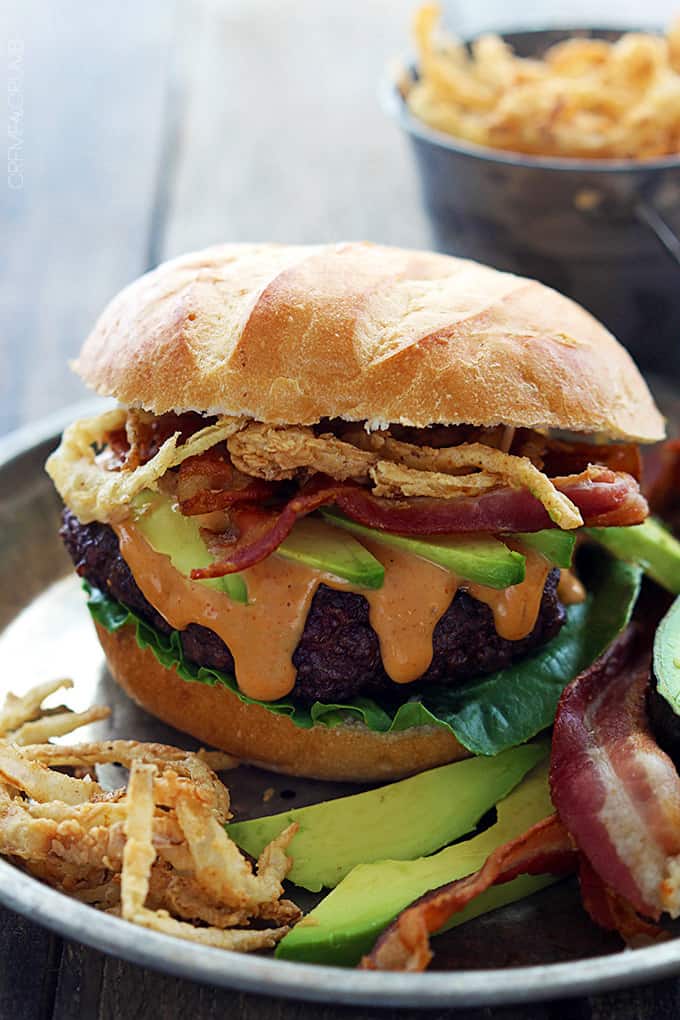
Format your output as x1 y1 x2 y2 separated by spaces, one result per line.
1 1 678 1017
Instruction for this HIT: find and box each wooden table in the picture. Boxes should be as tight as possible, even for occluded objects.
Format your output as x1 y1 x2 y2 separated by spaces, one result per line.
1 1 678 1016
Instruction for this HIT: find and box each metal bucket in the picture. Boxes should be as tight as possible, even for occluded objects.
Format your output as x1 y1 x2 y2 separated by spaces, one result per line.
383 29 680 377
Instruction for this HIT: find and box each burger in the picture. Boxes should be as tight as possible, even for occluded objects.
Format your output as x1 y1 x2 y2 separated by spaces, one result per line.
47 241 668 782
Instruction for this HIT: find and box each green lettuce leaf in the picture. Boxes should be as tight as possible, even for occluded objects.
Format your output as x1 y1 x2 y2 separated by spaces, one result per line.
421 556 641 754
85 552 640 755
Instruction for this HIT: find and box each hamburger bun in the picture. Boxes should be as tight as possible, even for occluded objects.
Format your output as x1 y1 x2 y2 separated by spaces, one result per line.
75 241 663 443
56 242 664 784
97 622 468 782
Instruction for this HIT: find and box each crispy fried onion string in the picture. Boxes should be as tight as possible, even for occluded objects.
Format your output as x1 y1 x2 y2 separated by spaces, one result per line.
48 408 653 555
120 760 297 948
19 740 233 822
228 423 378 483
0 678 80 736
46 410 245 524
365 438 583 527
0 681 300 951
48 410 649 536
369 461 501 498
228 424 583 528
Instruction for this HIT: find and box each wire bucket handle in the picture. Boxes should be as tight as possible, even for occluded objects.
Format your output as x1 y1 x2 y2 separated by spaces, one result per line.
635 201 680 266
574 182 680 267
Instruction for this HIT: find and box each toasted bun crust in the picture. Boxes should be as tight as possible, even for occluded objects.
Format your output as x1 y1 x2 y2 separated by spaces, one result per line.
75 242 664 443
96 622 469 782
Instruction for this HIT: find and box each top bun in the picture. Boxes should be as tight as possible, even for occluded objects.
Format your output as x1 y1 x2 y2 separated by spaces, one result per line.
75 242 664 443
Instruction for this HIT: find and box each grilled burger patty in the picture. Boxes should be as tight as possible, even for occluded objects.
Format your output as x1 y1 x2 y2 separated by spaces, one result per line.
61 509 566 704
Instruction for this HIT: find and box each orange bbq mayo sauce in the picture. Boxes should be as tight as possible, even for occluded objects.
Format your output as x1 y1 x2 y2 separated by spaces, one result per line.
113 522 583 702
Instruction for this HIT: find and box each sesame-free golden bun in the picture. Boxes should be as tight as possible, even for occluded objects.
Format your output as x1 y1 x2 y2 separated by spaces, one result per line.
97 623 468 782
75 241 664 443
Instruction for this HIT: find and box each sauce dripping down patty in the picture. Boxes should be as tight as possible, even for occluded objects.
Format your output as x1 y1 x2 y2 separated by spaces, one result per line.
114 522 575 701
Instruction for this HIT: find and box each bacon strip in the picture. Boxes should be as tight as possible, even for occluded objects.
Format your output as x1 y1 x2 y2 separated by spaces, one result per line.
360 815 576 972
362 623 679 973
550 627 680 921
541 441 642 482
105 412 210 470
176 448 274 515
190 478 342 579
188 467 647 576
335 467 646 535
578 855 667 946
645 439 680 533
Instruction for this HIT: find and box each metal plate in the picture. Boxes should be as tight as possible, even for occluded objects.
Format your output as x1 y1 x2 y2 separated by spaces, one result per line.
3 400 680 1008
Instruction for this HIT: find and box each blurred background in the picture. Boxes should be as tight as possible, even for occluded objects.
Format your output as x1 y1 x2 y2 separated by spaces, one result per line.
2 0 679 436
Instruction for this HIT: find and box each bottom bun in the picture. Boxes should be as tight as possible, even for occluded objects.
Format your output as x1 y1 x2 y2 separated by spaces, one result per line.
96 622 470 782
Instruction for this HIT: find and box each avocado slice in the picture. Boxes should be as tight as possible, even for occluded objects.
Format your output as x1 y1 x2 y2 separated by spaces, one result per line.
277 518 384 589
320 510 525 589
586 517 680 594
276 758 554 966
228 742 544 893
513 529 575 568
654 595 680 716
132 491 248 603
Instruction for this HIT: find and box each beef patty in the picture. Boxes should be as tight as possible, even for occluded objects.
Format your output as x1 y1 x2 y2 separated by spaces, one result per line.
61 509 567 704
